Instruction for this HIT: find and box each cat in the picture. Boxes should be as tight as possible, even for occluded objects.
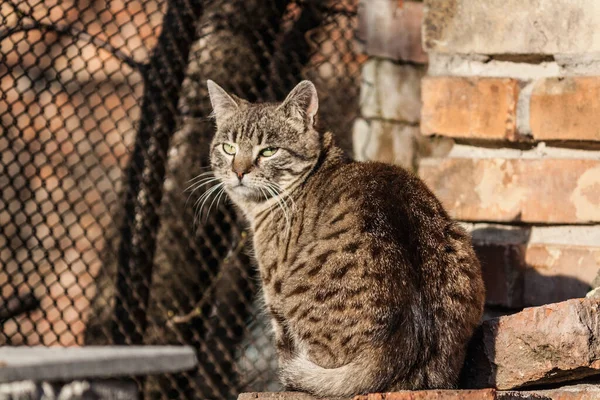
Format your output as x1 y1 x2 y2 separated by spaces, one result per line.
205 79 485 397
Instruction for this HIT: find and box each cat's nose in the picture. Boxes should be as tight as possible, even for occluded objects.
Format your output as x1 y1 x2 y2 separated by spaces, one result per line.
232 157 252 181
232 166 250 181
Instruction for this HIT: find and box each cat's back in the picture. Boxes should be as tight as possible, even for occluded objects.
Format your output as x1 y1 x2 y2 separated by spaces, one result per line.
309 160 450 241
304 158 483 309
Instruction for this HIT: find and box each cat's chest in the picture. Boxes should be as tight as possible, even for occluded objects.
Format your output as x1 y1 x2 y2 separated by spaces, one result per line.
252 227 304 304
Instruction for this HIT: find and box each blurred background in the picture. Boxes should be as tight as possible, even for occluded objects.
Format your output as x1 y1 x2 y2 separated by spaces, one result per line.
1 0 363 398
1 0 599 399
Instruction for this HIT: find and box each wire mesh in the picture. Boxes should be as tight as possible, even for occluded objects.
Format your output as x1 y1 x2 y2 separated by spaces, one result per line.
0 0 363 398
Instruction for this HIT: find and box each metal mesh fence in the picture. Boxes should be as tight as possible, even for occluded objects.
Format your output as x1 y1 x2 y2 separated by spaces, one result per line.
0 0 363 398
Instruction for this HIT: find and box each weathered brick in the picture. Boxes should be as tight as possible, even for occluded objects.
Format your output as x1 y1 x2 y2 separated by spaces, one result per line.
357 0 428 63
499 384 600 400
530 77 600 141
353 119 420 169
353 119 454 170
466 224 600 308
238 393 327 400
419 157 600 223
463 299 600 390
423 0 600 55
421 77 519 140
360 59 425 123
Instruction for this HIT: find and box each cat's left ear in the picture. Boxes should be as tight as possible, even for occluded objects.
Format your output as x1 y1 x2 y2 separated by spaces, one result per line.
279 80 319 127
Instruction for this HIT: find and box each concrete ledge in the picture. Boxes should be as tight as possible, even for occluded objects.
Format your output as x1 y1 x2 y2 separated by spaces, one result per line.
0 346 198 383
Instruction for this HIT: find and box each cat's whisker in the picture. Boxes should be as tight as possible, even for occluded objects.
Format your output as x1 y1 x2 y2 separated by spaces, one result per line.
266 183 295 232
268 182 296 211
264 184 290 235
215 186 227 209
204 185 226 222
184 176 218 193
186 174 216 196
186 170 214 184
193 182 225 224
269 184 293 221
193 186 215 229
186 177 220 200
196 184 224 224
195 182 224 210
185 177 221 208
257 187 271 212
267 189 288 233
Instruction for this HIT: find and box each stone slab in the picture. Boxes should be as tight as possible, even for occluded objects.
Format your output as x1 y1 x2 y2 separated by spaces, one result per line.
499 384 600 399
462 299 600 390
0 346 198 383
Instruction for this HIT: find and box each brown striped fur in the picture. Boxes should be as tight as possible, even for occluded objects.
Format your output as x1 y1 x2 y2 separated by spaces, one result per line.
206 80 485 397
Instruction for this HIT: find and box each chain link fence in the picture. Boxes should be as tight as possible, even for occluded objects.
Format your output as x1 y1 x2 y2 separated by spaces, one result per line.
0 0 363 398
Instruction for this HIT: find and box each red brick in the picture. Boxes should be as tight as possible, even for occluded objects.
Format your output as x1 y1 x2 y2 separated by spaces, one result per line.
530 77 600 141
463 299 600 390
354 389 497 399
421 77 520 140
357 0 428 63
419 158 600 223
238 393 329 400
238 390 497 400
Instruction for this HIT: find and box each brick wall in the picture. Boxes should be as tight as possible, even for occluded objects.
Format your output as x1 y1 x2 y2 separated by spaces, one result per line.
354 0 453 171
355 0 600 314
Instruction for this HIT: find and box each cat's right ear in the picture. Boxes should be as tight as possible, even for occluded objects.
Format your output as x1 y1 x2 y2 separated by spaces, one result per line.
207 80 241 125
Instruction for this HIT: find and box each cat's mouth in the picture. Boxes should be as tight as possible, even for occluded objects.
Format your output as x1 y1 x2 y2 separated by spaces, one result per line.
231 183 255 194
229 182 268 202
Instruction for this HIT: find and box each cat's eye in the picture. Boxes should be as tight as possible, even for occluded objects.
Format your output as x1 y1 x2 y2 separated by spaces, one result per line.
223 143 236 155
260 147 278 157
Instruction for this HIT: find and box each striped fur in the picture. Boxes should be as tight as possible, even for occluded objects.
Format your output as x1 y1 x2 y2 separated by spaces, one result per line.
207 80 485 397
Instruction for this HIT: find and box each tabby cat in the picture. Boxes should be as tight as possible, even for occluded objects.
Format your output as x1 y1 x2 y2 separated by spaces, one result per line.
205 80 485 397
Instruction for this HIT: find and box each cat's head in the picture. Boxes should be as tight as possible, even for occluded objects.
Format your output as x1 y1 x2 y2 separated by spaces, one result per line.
207 80 322 207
